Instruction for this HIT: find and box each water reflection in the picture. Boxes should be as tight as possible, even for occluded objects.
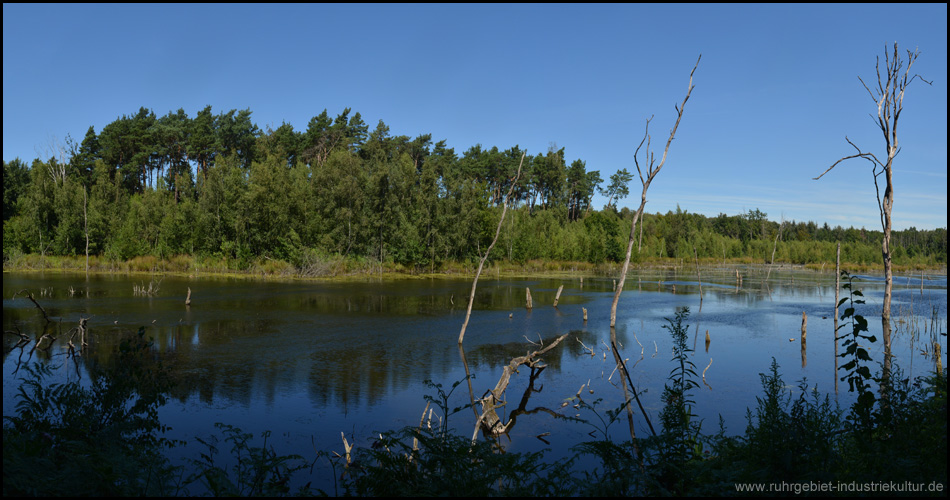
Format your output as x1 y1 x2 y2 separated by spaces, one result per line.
3 269 946 490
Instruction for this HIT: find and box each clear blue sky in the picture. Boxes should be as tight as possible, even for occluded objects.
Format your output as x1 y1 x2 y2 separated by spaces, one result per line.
4 4 946 230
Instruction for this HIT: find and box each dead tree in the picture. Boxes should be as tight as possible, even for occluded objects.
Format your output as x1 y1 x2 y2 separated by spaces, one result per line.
458 152 525 345
765 217 785 283
83 186 89 274
475 333 569 437
814 43 931 360
610 55 701 328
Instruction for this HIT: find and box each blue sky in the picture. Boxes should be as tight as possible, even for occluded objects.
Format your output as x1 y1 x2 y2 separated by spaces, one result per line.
3 4 946 230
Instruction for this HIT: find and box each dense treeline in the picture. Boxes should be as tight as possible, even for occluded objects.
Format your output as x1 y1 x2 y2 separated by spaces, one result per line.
3 106 946 272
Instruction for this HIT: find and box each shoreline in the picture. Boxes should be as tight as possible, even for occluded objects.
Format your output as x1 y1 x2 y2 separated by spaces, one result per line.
4 253 945 283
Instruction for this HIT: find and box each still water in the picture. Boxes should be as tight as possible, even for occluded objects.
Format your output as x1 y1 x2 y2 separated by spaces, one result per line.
3 267 946 491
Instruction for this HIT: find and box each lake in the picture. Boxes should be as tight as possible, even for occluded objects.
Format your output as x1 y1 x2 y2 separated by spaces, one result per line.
3 266 946 493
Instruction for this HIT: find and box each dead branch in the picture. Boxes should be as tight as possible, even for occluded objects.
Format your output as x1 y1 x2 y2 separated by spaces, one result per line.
611 55 700 328
576 337 595 357
340 432 353 467
612 339 657 437
691 243 703 301
812 137 882 181
412 401 431 457
765 218 785 283
476 333 568 436
702 358 713 390
458 152 525 345
14 289 52 324
813 43 931 360
4 328 32 350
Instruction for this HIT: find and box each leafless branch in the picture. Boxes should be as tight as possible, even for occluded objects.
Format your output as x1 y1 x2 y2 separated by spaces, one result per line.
612 339 657 437
815 42 931 361
476 333 568 436
458 152 525 345
14 289 52 324
611 54 700 328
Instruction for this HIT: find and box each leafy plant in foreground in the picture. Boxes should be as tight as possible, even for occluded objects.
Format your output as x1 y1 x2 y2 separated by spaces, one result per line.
728 359 843 485
659 308 703 453
3 327 181 496
332 376 572 497
185 423 311 497
836 270 877 431
645 307 704 493
421 376 473 439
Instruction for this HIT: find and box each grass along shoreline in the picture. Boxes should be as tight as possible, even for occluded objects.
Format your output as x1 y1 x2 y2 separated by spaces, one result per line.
4 251 946 283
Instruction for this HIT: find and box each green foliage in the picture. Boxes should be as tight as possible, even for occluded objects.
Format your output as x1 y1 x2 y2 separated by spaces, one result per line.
336 426 569 497
4 103 945 272
836 271 878 429
600 167 633 209
186 423 310 497
571 438 643 495
3 328 180 496
655 308 703 465
3 317 945 496
837 367 948 487
732 359 843 484
3 158 30 224
328 376 572 497
421 377 473 439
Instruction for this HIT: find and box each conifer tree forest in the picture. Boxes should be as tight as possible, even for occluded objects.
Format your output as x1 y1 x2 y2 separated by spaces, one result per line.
3 106 946 273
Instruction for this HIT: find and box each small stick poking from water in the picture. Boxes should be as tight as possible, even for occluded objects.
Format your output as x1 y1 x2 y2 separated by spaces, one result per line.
576 337 594 357
702 358 713 389
185 287 192 306
801 311 807 341
341 432 353 466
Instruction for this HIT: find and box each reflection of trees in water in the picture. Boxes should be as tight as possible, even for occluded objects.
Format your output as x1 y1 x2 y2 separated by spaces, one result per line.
248 282 587 317
305 336 462 411
463 332 579 373
3 290 92 377
7 272 941 445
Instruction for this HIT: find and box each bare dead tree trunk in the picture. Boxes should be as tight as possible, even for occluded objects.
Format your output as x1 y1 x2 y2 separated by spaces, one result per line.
691 243 703 303
765 218 784 283
458 152 525 345
801 311 807 368
814 43 930 367
610 55 701 328
458 343 481 424
834 241 840 395
83 186 89 275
